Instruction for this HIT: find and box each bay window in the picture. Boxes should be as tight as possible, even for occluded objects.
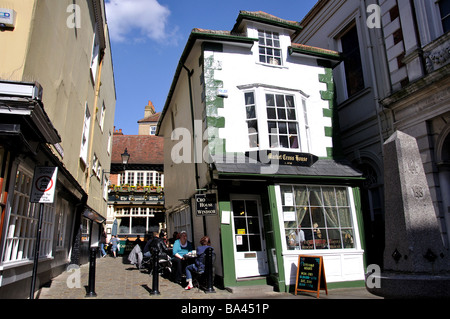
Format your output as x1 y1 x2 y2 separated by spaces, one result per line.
279 185 356 251
241 86 310 152
266 93 299 149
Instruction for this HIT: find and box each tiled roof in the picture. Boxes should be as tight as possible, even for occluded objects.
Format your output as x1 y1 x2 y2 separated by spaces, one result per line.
290 43 340 58
239 11 302 29
232 10 303 34
137 112 161 123
212 155 362 178
112 135 164 165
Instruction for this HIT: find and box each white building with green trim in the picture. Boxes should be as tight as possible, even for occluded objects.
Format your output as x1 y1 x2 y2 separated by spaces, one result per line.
157 11 366 292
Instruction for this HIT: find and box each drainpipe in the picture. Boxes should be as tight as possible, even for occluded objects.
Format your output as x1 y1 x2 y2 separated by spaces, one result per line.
361 0 386 158
182 64 198 238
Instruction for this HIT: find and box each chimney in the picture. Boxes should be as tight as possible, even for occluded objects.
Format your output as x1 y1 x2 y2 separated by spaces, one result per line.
144 100 156 118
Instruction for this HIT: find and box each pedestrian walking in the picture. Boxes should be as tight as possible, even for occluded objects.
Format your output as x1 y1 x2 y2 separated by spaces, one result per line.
110 235 120 258
100 230 108 257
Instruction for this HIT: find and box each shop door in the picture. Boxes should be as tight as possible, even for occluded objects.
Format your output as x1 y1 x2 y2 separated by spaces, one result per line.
231 195 269 278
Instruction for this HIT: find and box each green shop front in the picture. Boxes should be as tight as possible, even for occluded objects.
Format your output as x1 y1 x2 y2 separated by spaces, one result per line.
211 154 366 292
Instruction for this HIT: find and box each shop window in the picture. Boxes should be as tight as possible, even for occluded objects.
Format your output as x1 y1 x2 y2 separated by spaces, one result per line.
56 198 70 248
169 206 192 242
280 185 355 250
118 217 129 234
2 167 55 263
131 217 146 234
81 218 90 242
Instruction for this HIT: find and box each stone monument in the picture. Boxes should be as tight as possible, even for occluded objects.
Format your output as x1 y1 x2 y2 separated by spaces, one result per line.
366 131 450 298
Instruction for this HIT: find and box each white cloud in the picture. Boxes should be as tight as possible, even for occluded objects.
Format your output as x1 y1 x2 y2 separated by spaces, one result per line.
105 0 174 43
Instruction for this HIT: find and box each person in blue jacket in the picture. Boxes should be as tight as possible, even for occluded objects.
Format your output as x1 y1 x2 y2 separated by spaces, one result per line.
171 230 193 284
184 236 213 290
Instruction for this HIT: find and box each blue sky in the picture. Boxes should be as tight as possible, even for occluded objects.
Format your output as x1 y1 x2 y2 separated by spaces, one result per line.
105 0 319 135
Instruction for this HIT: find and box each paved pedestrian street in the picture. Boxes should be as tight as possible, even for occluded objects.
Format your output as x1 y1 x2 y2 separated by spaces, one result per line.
30 255 386 318
36 255 380 300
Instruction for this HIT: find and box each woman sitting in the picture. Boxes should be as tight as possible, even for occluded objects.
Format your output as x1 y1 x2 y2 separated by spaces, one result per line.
171 230 193 284
185 236 213 290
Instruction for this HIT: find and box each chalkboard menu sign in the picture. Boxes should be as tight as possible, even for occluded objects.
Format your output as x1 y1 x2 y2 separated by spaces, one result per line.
295 255 328 298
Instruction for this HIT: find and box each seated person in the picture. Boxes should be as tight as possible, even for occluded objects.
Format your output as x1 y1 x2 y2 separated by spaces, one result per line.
171 230 193 284
185 236 213 290
143 231 169 259
142 233 154 258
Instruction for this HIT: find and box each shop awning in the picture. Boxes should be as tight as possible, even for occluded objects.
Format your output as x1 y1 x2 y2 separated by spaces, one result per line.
211 154 363 180
83 206 106 224
0 80 61 145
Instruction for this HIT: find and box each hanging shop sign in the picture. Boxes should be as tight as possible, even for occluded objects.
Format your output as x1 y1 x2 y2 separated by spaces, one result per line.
295 255 328 298
195 193 217 216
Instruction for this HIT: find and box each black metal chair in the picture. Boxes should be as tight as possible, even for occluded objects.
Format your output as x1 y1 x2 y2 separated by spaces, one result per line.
192 247 216 293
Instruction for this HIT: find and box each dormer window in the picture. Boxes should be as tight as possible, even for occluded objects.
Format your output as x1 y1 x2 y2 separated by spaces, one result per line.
258 29 282 66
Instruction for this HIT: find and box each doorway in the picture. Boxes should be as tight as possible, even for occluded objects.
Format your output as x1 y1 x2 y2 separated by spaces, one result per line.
230 195 269 278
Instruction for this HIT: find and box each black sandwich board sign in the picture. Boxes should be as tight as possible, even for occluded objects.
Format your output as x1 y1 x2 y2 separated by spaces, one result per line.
295 255 328 298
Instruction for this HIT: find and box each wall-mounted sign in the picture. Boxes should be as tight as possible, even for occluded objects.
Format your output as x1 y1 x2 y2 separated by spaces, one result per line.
195 193 217 216
0 9 16 28
30 167 58 203
245 150 318 167
108 194 163 204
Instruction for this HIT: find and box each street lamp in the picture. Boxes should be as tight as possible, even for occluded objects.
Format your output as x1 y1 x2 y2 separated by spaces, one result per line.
121 148 130 169
103 148 131 184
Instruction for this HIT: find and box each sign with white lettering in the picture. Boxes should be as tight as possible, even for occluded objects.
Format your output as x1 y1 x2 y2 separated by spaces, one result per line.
30 167 58 203
245 150 318 167
195 193 217 216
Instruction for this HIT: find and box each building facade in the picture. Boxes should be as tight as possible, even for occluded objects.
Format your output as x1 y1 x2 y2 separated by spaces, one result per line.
295 0 450 267
0 0 116 298
157 11 366 292
106 105 165 243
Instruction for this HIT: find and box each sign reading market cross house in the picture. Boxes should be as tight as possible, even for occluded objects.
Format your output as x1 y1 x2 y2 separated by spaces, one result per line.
195 193 217 216
245 150 318 167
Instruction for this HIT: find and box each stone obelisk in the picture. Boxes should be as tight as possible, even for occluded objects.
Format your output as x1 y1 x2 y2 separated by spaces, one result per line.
366 131 450 298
